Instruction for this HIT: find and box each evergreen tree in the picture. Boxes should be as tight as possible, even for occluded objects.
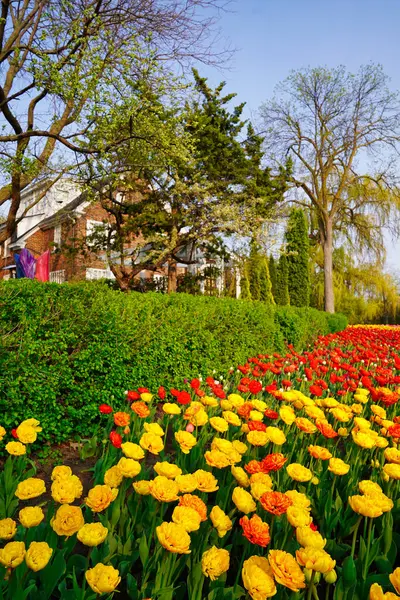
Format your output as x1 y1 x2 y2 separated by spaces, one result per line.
240 266 252 300
259 257 275 304
82 70 289 292
248 240 261 300
248 239 274 303
275 253 290 305
269 255 278 301
285 208 310 306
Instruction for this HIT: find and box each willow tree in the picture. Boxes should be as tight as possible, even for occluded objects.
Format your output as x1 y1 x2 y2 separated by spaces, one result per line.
0 0 230 243
309 245 400 323
261 65 400 312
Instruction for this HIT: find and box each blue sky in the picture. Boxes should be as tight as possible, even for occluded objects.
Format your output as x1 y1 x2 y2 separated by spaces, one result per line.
201 0 400 271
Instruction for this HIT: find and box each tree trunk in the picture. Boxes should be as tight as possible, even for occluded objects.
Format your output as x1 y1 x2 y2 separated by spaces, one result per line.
0 172 21 244
167 260 177 293
322 219 335 313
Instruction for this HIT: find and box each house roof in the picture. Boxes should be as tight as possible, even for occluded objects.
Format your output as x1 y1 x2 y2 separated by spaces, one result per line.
39 191 87 229
9 222 42 250
3 190 87 251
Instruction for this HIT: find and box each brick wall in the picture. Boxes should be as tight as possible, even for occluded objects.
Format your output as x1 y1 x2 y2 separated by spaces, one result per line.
25 228 51 257
0 199 168 282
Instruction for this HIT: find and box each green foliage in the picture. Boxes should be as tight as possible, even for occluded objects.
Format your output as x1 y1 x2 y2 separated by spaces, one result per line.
326 313 348 333
275 253 290 306
259 257 274 304
310 246 400 324
248 241 261 300
274 307 345 347
240 268 252 300
269 255 277 300
285 208 310 307
247 241 274 304
0 280 345 442
82 71 289 291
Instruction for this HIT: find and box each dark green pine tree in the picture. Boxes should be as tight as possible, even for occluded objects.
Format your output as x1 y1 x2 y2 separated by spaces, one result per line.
269 255 278 301
259 257 274 304
285 208 310 306
275 252 290 305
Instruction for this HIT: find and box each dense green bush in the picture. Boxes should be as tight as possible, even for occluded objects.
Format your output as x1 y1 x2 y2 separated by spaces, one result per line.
0 280 347 442
326 312 348 334
274 306 331 349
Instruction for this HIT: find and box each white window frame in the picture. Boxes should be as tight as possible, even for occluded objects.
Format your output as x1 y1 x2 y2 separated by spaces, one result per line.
54 224 61 245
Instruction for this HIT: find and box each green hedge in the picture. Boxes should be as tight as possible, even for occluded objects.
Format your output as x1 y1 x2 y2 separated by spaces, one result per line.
0 280 347 442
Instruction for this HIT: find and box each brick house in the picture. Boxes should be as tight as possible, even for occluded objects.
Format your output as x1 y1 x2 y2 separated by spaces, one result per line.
0 179 117 282
0 179 236 293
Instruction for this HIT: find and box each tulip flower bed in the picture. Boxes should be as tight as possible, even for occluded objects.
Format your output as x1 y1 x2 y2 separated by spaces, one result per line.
1 325 400 600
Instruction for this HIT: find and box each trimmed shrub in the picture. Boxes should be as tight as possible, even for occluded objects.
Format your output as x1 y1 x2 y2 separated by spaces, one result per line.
0 280 346 441
326 312 348 333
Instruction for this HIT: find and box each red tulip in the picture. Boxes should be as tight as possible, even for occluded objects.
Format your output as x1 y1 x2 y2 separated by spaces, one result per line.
109 431 122 448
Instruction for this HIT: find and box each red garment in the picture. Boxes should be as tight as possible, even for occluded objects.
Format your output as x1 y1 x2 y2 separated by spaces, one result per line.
35 250 50 282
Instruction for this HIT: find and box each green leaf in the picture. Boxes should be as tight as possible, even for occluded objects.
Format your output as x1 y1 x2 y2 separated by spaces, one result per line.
41 550 66 599
66 554 88 574
375 556 393 574
126 573 138 599
138 534 149 567
359 536 367 563
387 540 397 567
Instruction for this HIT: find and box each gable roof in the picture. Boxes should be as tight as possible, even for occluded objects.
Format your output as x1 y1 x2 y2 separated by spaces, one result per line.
39 191 88 229
2 191 88 251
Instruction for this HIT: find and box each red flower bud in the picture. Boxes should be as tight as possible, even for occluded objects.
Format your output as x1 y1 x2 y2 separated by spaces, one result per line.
99 403 113 414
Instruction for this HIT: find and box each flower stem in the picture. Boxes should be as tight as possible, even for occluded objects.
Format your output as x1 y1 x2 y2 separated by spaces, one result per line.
307 570 316 600
362 517 373 580
270 515 276 542
351 516 362 558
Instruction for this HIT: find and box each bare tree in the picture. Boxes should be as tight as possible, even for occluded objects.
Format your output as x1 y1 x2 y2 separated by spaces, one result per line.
260 64 400 312
0 0 232 243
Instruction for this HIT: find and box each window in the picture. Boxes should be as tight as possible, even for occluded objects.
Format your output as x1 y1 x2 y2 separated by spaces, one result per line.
50 270 66 283
86 220 107 248
86 268 115 280
54 224 61 245
153 273 166 292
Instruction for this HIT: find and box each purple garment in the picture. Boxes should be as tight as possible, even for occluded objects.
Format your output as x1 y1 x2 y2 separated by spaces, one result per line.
19 248 36 279
14 254 25 278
